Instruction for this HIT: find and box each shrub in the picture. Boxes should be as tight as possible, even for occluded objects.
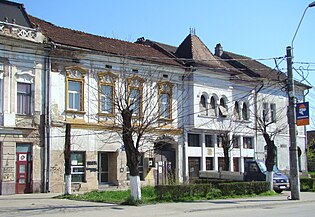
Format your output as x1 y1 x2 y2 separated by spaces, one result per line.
155 181 269 201
217 181 269 196
155 184 214 200
206 188 222 199
300 178 315 191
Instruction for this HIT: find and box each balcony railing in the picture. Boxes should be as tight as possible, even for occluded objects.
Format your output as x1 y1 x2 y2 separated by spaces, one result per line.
0 21 43 43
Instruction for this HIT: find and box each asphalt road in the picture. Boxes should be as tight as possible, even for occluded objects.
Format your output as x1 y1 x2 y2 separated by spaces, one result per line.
1 191 315 217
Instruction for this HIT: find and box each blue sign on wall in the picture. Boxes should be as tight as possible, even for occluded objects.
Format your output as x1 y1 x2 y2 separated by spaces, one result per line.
296 102 309 126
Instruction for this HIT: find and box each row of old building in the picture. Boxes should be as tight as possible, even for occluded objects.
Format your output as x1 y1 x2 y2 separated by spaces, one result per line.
0 0 310 194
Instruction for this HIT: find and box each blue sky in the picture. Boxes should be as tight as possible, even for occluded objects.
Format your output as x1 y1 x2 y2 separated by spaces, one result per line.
17 0 315 129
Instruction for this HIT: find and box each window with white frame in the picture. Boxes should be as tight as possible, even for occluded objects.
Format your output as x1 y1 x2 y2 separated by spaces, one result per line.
65 66 87 113
262 102 269 122
209 96 217 116
188 133 200 147
243 137 253 149
159 82 173 120
126 153 144 181
233 101 240 120
128 76 143 117
98 72 117 115
219 97 228 117
68 81 81 111
217 135 224 148
17 82 31 115
205 135 214 147
199 94 208 116
101 85 113 113
71 151 86 182
232 135 240 148
270 103 276 123
242 102 249 120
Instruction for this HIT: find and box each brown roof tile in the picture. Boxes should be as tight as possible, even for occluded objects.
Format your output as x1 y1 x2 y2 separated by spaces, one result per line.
28 15 182 67
221 51 311 89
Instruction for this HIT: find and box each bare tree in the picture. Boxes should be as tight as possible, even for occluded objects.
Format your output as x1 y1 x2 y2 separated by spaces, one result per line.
97 59 186 201
254 89 287 190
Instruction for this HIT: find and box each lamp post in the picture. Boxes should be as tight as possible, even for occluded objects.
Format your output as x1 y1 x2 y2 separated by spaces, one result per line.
287 1 315 200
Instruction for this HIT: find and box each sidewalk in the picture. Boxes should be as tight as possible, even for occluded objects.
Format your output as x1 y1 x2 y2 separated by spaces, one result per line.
0 191 315 217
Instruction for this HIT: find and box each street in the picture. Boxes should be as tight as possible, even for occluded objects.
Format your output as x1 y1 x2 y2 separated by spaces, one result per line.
0 192 315 217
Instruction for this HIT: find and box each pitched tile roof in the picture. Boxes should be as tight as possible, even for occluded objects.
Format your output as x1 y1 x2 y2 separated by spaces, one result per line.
175 34 224 69
28 16 182 67
221 50 311 89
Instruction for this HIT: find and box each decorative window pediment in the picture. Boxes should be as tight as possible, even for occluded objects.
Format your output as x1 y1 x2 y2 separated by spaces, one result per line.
98 71 117 116
65 66 87 114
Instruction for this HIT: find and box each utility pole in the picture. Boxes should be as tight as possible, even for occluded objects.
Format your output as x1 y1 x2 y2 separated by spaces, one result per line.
64 123 71 195
286 46 300 200
286 1 315 200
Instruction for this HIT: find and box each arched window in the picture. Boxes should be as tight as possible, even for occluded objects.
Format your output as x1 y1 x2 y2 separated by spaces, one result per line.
242 102 249 120
209 96 217 116
219 97 228 117
234 101 240 120
199 94 208 115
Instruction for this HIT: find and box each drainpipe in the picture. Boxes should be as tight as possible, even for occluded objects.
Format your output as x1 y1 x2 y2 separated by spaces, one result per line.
43 49 51 193
254 87 258 160
46 55 51 192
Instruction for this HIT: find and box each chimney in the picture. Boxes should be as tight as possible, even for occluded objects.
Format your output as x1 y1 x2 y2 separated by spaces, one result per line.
215 43 223 57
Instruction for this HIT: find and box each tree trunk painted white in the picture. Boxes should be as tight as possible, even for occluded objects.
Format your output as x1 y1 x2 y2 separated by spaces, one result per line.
266 171 274 191
65 175 72 195
130 175 141 201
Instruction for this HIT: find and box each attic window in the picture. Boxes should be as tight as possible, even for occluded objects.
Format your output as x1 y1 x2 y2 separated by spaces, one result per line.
132 69 139 73
163 74 169 78
105 65 112 69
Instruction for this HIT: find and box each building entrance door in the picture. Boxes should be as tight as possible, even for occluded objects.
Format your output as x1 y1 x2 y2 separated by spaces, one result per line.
98 152 109 184
15 144 32 194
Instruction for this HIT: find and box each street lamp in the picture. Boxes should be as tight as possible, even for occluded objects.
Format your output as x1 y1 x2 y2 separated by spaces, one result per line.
287 1 315 200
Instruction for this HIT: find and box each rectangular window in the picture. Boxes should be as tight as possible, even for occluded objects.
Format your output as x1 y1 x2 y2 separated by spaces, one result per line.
126 154 144 181
243 137 253 149
101 85 113 113
218 157 226 171
160 93 170 119
17 83 31 115
217 136 223 148
188 133 200 147
262 102 269 122
205 135 214 147
71 151 86 182
270 103 276 123
159 82 173 120
130 88 140 116
68 80 81 111
206 157 214 170
232 135 240 148
233 157 240 172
